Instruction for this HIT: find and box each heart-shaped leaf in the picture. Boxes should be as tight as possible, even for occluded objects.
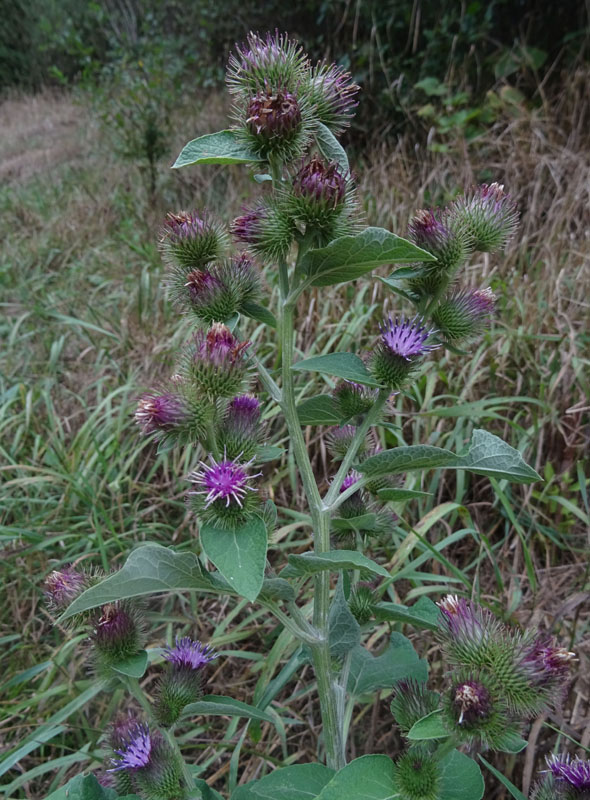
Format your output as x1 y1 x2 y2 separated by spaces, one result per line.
291 352 381 387
173 130 263 167
281 550 390 579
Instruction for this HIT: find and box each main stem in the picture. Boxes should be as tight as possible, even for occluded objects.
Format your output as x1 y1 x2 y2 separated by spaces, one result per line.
279 298 344 770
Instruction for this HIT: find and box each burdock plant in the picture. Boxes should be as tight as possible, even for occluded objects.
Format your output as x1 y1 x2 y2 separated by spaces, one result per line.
46 30 576 800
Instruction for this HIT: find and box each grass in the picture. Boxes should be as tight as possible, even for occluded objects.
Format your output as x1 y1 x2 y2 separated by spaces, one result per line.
0 83 589 799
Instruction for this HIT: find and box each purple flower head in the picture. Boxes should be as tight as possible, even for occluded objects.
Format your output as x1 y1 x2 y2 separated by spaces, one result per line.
232 204 267 245
340 471 361 493
293 156 347 207
408 209 451 251
433 287 496 342
194 323 250 370
44 566 86 609
164 210 207 242
246 90 302 139
227 31 308 95
308 62 359 134
93 604 135 646
520 635 575 686
164 636 216 671
452 680 491 725
547 754 590 792
228 395 261 427
189 454 261 509
135 392 187 435
184 269 224 305
436 595 490 645
108 723 152 772
451 182 519 252
109 712 142 749
379 316 439 361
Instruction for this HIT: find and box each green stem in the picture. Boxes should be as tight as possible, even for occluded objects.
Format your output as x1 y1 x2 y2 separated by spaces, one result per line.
261 599 319 645
324 388 390 507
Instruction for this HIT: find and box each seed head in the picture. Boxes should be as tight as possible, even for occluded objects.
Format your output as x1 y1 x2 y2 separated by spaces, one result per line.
231 200 294 261
91 601 146 673
326 424 367 461
304 61 359 134
450 182 519 253
44 566 86 610
407 208 471 298
293 156 347 207
394 746 440 800
452 680 491 725
433 287 496 342
348 583 376 625
370 316 439 390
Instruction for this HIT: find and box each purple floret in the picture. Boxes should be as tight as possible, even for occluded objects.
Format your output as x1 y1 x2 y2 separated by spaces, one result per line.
379 316 438 361
547 754 590 791
164 636 216 670
108 723 152 772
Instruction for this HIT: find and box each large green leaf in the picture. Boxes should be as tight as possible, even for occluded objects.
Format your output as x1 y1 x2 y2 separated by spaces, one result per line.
358 429 540 484
347 632 427 695
60 544 228 620
173 130 263 167
297 227 436 287
407 709 448 740
314 122 349 171
373 596 441 630
291 352 381 387
439 751 484 800
316 754 398 800
331 513 378 532
329 578 361 657
200 516 268 603
183 695 275 723
297 395 343 426
231 763 335 800
44 773 139 799
281 550 390 580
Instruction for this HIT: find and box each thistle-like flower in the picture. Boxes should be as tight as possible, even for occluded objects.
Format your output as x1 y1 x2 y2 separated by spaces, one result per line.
44 566 86 610
155 637 216 727
231 200 294 261
289 156 356 242
135 392 189 436
450 182 519 253
242 88 307 161
370 316 439 390
547 754 590 794
303 62 360 134
394 745 440 800
406 208 470 299
348 583 376 625
332 380 377 419
432 287 496 342
183 323 251 398
91 601 146 674
326 425 367 461
390 679 440 736
226 31 309 96
189 454 262 528
217 394 262 460
159 210 226 270
108 722 184 800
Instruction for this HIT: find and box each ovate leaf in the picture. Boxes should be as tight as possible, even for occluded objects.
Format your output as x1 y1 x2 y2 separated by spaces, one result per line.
110 650 149 679
329 578 361 657
358 429 540 485
348 632 427 695
297 395 343 425
231 764 335 800
281 550 390 579
439 751 484 800
297 227 436 286
173 130 263 167
291 352 381 387
407 709 448 740
315 754 397 800
373 596 441 630
200 516 268 603
60 544 229 620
